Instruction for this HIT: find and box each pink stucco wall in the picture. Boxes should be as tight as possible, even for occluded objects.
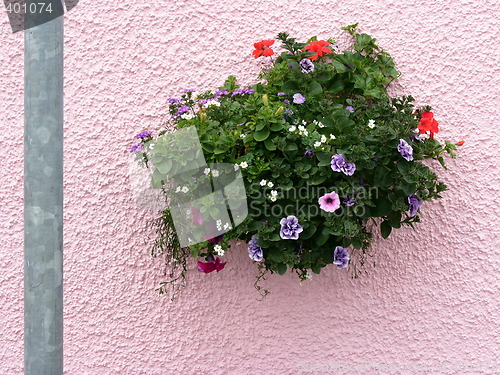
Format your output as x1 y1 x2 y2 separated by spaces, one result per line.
1 1 499 374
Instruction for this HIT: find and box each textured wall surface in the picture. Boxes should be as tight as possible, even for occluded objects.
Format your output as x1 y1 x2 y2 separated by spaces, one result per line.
1 0 499 374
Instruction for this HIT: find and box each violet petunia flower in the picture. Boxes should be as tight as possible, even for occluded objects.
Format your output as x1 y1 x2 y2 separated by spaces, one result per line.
293 93 306 104
277 92 286 97
333 246 350 269
279 215 303 240
398 139 414 161
343 195 355 206
285 108 294 116
408 194 423 217
299 58 315 74
304 149 314 158
331 154 356 176
248 235 264 262
318 191 341 212
346 106 355 113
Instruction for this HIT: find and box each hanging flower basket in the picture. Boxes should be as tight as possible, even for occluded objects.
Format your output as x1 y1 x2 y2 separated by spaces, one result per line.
131 24 461 297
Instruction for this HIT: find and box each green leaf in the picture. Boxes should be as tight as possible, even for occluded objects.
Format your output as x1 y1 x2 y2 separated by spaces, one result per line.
254 128 270 141
308 80 323 96
281 80 300 93
311 264 322 274
276 263 287 275
381 221 392 239
264 138 277 151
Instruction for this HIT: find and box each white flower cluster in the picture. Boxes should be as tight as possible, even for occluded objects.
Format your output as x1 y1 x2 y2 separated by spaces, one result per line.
175 186 189 193
269 189 278 202
259 179 274 188
312 119 325 128
203 167 219 177
202 100 221 109
214 245 225 256
180 113 195 120
289 120 309 136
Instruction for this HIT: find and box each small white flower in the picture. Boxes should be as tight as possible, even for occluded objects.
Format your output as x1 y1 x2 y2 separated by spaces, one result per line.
212 169 219 177
204 168 211 175
180 113 195 120
260 179 267 186
181 186 189 193
269 195 277 202
318 122 325 128
175 186 181 193
239 161 248 169
214 245 225 256
270 190 278 196
289 125 297 132
302 129 309 136
233 164 239 171
223 223 232 231
240 134 247 138
314 141 322 148
148 142 155 150
301 120 308 125
320 135 327 143
298 125 306 131
330 134 336 140
216 219 222 226
300 271 313 283
267 181 274 188
368 119 376 129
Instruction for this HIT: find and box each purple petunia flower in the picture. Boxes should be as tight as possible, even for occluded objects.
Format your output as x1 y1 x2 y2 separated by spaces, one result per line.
135 131 153 139
299 58 315 74
285 108 294 116
283 99 290 104
346 106 355 113
279 215 303 240
333 246 350 269
248 235 264 262
277 92 286 97
408 194 423 217
398 139 414 161
343 195 355 206
293 93 306 104
304 149 314 158
130 144 144 153
331 154 356 176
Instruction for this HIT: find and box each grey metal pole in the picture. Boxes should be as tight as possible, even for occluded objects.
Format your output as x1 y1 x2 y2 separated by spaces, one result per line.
24 5 64 375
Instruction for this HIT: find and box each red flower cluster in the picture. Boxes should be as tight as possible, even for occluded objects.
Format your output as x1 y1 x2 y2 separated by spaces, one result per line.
305 40 332 61
253 40 274 58
418 111 439 139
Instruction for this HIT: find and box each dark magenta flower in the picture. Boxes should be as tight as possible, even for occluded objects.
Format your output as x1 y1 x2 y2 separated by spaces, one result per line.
197 257 226 273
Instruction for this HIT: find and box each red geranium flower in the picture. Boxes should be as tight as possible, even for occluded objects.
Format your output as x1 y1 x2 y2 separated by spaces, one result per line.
304 40 332 61
418 111 439 139
197 257 226 273
253 40 274 58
